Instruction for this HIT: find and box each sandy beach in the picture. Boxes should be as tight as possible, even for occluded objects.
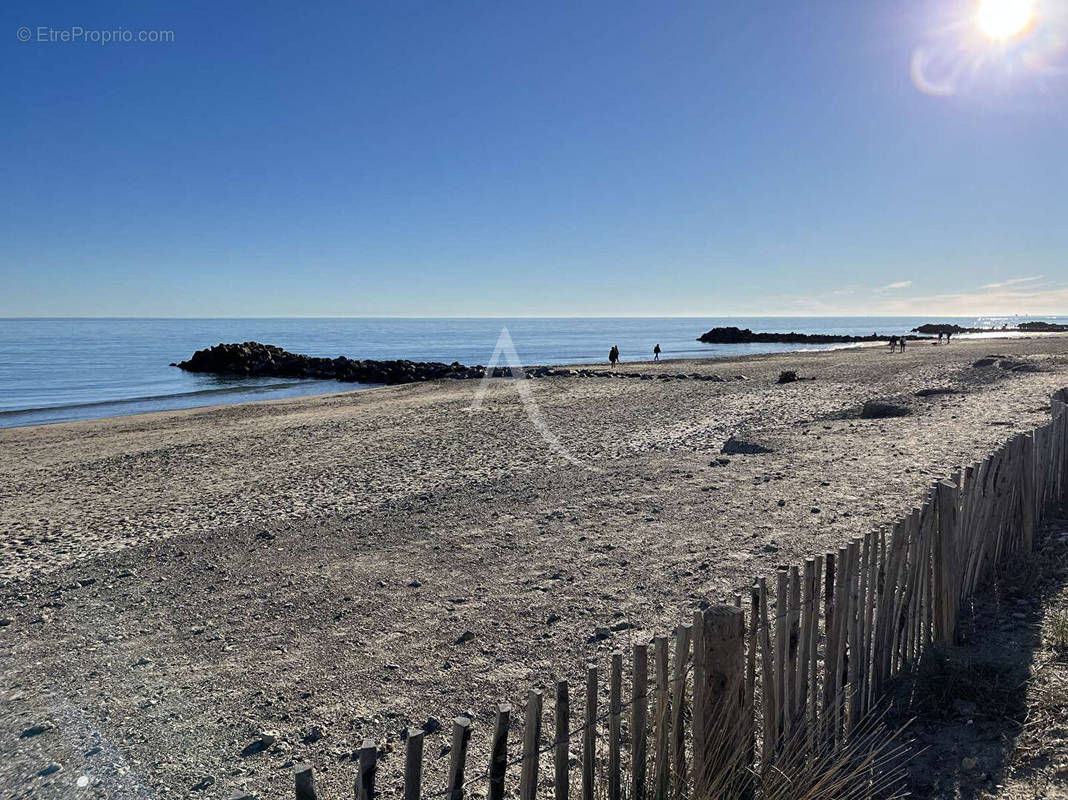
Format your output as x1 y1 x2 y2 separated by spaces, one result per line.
3 335 1068 799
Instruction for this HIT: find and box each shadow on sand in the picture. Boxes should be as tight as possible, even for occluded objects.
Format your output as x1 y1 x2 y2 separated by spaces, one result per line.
884 513 1068 799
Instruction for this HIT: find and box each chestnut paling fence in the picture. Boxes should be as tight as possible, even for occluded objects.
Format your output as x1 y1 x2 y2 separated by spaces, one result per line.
293 389 1068 800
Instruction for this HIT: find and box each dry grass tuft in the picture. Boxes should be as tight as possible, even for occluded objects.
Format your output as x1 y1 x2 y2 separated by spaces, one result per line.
689 693 910 800
1046 606 1068 652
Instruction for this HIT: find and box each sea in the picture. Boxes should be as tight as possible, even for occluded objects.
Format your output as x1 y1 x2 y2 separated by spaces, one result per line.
1 316 1064 429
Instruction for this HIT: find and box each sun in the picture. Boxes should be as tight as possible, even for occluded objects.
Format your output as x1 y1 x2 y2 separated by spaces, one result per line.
976 0 1035 40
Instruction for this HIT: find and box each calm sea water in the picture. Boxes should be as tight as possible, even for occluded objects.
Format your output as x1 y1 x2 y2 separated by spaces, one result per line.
1 316 1063 428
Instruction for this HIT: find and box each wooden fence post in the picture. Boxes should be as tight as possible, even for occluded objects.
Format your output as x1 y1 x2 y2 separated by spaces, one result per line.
295 764 317 800
653 636 670 800
798 558 815 750
820 551 836 749
692 609 707 786
608 653 622 800
357 740 377 800
808 556 822 742
834 543 852 740
582 666 597 800
787 565 801 738
923 497 937 651
757 577 776 767
746 584 759 766
555 683 569 800
520 691 543 800
906 505 930 664
692 604 746 798
845 539 860 734
489 708 510 800
854 529 871 717
447 718 472 800
1022 432 1036 551
774 567 789 752
672 625 692 793
632 646 648 800
404 730 425 800
934 479 960 644
876 520 907 691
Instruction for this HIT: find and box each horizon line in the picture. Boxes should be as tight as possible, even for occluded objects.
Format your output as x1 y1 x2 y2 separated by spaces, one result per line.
1 313 1062 321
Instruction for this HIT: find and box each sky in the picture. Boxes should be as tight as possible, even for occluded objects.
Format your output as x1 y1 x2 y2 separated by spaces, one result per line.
2 0 1066 317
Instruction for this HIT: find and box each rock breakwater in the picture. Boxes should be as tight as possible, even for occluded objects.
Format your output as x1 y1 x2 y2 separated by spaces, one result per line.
174 342 747 386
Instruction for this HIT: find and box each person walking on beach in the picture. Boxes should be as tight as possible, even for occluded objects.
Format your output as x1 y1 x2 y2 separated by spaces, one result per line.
888 336 898 353
900 336 907 352
653 343 661 361
938 332 944 344
609 345 619 366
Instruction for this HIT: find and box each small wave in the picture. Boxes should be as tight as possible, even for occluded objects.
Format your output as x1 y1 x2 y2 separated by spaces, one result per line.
0 380 344 418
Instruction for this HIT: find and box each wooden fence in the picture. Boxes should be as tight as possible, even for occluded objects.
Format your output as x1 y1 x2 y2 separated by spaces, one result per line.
293 389 1068 800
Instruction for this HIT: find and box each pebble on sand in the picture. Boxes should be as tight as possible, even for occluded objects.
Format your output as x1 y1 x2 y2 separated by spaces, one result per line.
191 775 216 791
423 716 442 734
589 626 613 642
302 725 326 744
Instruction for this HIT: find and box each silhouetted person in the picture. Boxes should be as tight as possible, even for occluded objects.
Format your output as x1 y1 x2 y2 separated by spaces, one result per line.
609 345 619 365
889 336 898 353
946 332 953 343
653 343 661 361
900 336 907 352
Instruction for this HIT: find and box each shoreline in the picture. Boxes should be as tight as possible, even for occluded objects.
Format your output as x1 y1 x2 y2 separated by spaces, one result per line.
3 334 1068 578
4 331 1065 433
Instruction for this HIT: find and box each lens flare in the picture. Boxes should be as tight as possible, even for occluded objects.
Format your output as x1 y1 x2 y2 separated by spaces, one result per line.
910 0 1066 97
976 0 1035 40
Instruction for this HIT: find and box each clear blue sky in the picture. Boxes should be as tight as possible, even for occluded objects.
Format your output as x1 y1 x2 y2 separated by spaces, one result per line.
2 0 1066 317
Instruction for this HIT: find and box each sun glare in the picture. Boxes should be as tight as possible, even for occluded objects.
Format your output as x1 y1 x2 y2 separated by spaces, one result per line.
976 0 1035 40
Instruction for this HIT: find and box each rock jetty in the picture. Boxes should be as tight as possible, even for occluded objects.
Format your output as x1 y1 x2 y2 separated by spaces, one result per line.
911 321 1068 335
174 342 482 385
1018 321 1068 332
911 323 982 335
174 342 744 386
697 326 895 345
